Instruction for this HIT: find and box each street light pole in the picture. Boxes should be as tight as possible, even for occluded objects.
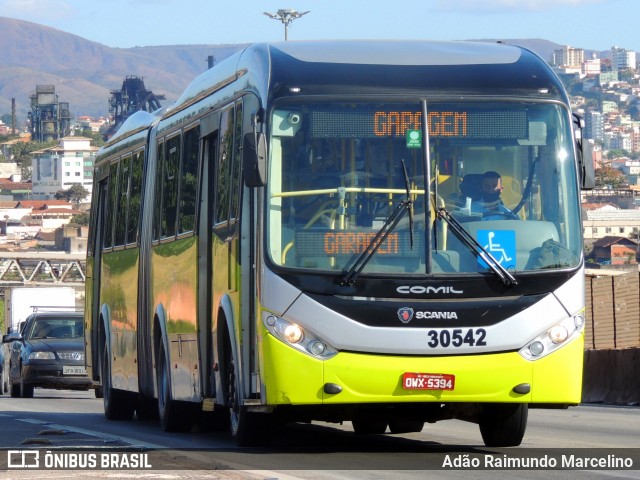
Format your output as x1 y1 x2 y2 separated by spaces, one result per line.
263 9 310 41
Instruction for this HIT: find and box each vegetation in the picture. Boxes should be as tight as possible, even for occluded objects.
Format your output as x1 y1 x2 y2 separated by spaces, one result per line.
594 165 627 188
55 184 90 208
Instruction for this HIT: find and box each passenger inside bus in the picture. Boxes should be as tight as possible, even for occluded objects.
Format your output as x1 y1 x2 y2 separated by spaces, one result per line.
470 171 519 220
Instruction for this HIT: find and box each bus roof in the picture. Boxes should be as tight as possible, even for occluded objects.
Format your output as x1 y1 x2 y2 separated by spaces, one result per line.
165 40 568 120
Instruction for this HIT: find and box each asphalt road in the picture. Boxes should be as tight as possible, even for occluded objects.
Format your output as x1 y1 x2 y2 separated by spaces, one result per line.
0 389 639 479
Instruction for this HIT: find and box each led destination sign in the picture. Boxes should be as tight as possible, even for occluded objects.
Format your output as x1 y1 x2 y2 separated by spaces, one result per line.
310 109 528 139
295 230 423 257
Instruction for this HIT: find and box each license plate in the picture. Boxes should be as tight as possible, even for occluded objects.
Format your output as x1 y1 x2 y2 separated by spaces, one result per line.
63 365 86 375
402 372 455 391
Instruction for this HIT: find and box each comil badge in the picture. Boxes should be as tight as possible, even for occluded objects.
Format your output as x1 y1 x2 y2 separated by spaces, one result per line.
397 307 414 324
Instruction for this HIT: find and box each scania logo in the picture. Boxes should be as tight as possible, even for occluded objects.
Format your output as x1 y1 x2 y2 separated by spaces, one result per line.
397 307 414 324
397 286 464 295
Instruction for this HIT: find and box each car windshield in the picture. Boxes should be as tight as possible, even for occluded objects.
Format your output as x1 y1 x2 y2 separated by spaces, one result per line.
266 100 582 276
28 318 83 339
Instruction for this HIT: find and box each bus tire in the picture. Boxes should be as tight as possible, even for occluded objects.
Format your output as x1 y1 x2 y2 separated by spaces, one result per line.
102 346 135 420
388 420 424 434
479 403 528 447
352 418 388 434
225 356 272 446
157 344 192 432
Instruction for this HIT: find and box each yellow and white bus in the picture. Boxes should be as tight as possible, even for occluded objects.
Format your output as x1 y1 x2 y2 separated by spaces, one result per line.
85 40 594 447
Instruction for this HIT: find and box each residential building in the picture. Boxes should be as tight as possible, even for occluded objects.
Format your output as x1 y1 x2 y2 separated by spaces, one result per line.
611 46 637 71
552 45 584 68
590 236 638 265
583 206 640 240
585 110 604 142
31 136 97 202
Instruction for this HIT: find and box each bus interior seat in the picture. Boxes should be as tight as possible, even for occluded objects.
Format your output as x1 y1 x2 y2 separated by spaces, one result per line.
447 173 483 208
459 174 484 201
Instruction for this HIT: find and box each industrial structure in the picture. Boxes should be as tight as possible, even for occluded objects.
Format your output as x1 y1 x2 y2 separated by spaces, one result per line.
28 85 72 143
105 75 165 139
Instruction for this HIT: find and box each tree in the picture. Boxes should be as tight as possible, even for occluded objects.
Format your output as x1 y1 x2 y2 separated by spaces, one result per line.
69 212 89 226
55 183 90 208
594 166 627 188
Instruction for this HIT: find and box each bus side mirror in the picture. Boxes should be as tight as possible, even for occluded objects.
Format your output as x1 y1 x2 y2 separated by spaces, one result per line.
580 139 595 190
573 113 595 190
243 131 267 187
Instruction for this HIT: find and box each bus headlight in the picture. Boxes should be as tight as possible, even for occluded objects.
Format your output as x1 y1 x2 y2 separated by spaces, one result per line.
264 315 338 360
519 314 584 361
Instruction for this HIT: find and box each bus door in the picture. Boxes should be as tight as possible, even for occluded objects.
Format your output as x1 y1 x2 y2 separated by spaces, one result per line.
86 180 109 378
211 102 243 399
198 112 219 398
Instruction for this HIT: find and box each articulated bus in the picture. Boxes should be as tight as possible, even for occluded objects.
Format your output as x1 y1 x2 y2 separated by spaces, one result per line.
85 40 594 447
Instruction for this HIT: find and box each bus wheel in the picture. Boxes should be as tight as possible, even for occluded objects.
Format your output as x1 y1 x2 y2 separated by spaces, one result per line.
352 418 388 434
479 403 528 447
225 357 272 446
156 344 191 431
102 346 135 420
388 420 424 434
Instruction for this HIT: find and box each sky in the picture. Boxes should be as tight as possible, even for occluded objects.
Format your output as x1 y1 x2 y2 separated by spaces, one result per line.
0 0 637 52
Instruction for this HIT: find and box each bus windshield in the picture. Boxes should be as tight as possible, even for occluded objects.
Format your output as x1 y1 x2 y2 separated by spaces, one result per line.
266 100 582 276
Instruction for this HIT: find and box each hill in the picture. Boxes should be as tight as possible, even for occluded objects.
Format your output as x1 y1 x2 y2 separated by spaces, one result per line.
0 17 245 121
0 17 600 123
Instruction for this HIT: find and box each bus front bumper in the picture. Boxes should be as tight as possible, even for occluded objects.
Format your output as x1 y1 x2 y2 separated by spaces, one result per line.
261 332 583 406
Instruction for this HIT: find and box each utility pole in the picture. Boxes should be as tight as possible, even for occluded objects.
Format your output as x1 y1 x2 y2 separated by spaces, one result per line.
263 9 310 41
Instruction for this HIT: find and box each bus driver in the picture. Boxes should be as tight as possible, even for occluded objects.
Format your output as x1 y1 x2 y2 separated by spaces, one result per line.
471 171 518 220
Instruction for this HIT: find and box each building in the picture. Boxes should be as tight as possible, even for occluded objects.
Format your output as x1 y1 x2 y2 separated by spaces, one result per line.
585 110 604 142
31 136 97 202
583 206 640 240
590 236 638 265
552 46 584 68
611 46 637 71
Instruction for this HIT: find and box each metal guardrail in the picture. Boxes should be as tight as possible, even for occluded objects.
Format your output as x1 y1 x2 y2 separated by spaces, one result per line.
0 253 86 286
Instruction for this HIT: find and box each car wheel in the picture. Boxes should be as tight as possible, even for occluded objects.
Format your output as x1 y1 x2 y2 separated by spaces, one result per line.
0 367 5 395
20 378 34 398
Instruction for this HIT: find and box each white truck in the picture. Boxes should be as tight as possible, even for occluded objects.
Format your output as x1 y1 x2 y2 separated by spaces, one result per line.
4 286 77 334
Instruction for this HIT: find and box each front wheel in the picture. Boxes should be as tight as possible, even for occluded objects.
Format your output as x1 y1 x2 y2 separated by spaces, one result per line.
352 418 388 434
19 365 34 398
225 357 272 446
479 403 528 447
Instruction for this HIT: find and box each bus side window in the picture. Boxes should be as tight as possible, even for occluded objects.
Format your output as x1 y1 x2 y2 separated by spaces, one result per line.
152 140 164 241
215 106 235 226
179 126 200 234
114 155 131 246
162 134 180 238
127 149 144 245
104 161 119 249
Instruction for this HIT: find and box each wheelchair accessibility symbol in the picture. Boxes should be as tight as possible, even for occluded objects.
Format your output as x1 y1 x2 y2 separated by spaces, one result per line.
476 229 516 269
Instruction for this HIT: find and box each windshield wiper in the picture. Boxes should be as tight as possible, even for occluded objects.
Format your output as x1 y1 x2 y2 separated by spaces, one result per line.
339 159 414 286
436 207 518 287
